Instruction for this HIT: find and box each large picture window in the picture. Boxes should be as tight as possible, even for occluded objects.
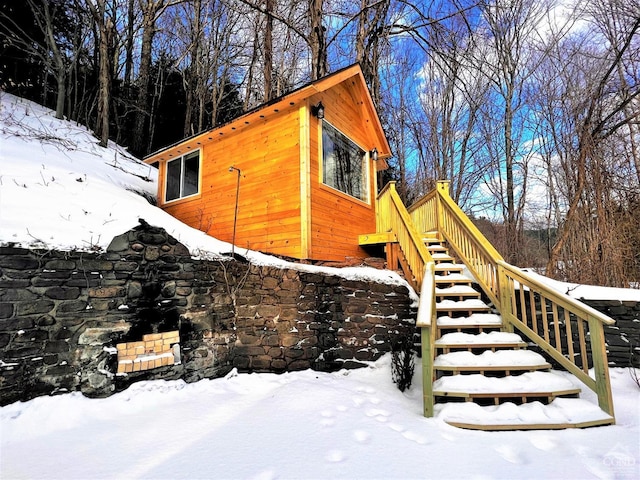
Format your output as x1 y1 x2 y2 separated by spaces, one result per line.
165 151 200 202
322 121 368 202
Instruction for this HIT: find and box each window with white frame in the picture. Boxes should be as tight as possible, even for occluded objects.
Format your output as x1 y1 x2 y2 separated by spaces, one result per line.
165 151 200 202
321 121 368 202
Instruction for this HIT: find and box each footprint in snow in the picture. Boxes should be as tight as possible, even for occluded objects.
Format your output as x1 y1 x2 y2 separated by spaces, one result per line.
495 444 528 465
320 409 335 427
529 435 558 452
387 423 405 433
325 450 347 463
353 430 372 444
402 430 429 445
357 386 376 394
365 408 391 422
248 469 277 480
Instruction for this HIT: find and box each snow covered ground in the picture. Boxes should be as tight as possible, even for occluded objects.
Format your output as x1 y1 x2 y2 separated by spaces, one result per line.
1 93 639 479
1 358 639 480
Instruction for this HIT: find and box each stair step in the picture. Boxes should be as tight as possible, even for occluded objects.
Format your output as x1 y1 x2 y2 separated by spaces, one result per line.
435 331 527 350
433 371 581 400
434 263 464 274
431 253 455 263
437 313 503 329
422 236 441 244
434 350 551 373
427 244 448 253
435 286 481 300
434 398 615 430
436 299 492 314
434 273 474 285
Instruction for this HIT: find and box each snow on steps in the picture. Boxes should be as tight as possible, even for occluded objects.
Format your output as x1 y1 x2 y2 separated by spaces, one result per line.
436 299 491 311
433 371 581 398
434 263 464 273
437 313 502 327
434 273 474 284
435 285 481 298
434 350 551 372
435 398 615 430
431 252 455 262
436 331 527 349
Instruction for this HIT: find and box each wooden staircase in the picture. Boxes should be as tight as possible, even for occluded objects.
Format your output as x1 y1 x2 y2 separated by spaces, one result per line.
426 234 614 430
360 180 616 430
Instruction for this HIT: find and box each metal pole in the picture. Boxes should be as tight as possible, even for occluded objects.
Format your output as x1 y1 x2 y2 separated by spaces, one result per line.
228 166 241 258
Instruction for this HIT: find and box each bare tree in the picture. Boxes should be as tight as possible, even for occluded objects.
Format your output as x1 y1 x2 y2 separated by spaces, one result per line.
459 0 552 263
131 0 181 154
539 2 640 284
85 0 116 147
0 0 79 119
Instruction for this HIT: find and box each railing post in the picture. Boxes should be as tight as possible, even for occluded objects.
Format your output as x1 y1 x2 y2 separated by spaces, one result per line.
435 180 450 234
421 326 434 417
587 316 616 418
436 180 450 196
497 264 513 332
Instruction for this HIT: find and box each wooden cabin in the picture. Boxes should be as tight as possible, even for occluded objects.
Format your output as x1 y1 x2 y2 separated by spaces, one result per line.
144 64 391 262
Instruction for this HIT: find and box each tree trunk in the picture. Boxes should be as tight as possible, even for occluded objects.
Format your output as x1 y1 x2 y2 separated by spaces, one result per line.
124 0 135 85
309 0 327 79
264 0 274 101
133 1 163 155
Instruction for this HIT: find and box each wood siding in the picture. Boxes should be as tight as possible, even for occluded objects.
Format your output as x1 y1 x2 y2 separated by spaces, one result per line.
147 66 387 262
160 106 303 258
307 80 378 261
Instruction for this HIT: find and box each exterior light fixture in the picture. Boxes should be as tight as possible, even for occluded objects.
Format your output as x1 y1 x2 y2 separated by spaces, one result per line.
370 148 378 161
311 102 325 119
229 166 241 258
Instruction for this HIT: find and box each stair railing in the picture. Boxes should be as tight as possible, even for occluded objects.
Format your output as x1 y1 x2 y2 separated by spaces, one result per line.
408 180 615 419
497 264 615 418
417 261 437 417
376 182 438 417
409 181 503 308
376 182 434 289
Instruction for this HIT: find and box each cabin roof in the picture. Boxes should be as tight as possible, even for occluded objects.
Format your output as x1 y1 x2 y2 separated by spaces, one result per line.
144 64 391 170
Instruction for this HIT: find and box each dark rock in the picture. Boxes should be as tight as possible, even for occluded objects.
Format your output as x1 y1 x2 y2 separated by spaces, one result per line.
0 289 37 302
45 287 80 300
0 303 14 319
17 300 55 316
0 256 39 270
44 341 70 353
44 259 76 270
106 234 130 252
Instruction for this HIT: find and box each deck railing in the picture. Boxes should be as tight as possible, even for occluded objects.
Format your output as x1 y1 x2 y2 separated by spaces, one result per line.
376 182 434 288
404 180 615 418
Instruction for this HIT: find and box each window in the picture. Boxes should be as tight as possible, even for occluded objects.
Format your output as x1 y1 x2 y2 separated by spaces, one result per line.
165 151 200 202
321 121 368 202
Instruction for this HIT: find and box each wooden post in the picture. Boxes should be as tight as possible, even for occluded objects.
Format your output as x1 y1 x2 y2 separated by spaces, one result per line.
386 243 398 271
588 316 616 419
497 265 514 332
435 180 450 233
421 326 434 417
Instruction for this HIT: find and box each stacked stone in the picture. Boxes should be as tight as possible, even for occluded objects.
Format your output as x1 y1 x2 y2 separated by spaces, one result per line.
583 299 640 368
0 221 417 405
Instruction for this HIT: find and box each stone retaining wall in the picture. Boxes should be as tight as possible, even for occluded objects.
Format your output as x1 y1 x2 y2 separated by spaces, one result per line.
0 221 416 405
582 299 640 368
